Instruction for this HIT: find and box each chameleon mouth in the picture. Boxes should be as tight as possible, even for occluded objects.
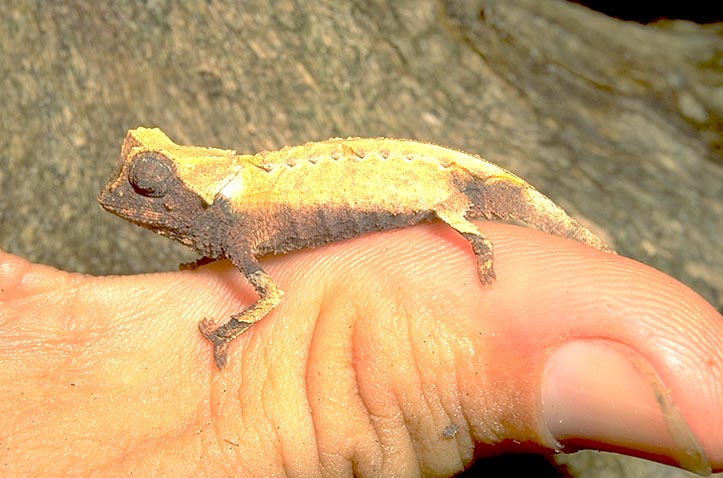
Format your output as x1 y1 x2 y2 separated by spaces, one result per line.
97 186 165 224
97 186 131 216
97 187 120 213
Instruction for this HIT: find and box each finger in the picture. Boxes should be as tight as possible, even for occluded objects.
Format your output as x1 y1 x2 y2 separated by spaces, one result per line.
1 221 721 477
313 222 722 475
485 223 722 474
0 250 223 475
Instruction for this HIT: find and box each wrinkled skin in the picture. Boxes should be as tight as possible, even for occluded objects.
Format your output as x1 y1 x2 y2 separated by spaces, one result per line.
1 223 721 477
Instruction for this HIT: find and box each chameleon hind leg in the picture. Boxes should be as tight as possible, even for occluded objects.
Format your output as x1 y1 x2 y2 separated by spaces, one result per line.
198 258 283 369
435 206 496 285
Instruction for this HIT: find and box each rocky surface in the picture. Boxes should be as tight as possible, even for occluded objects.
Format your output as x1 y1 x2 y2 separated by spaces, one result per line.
1 1 721 476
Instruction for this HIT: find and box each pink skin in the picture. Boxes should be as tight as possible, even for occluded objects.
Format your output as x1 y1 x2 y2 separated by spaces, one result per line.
0 222 721 476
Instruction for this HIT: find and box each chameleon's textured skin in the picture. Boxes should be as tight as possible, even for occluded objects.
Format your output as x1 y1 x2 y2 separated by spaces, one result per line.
99 128 611 369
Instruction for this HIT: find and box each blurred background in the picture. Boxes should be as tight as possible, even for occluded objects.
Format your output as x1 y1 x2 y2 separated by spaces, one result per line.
1 1 721 476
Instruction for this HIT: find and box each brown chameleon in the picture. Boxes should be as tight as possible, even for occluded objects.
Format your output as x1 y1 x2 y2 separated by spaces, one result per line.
98 128 611 369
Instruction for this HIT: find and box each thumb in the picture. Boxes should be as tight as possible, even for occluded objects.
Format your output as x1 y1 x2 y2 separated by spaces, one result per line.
397 223 722 474
257 223 723 475
297 222 722 475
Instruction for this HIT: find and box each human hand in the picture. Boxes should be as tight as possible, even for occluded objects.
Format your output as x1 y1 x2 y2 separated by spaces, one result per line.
1 222 721 476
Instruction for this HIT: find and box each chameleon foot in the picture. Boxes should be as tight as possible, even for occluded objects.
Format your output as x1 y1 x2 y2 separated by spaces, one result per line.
460 231 496 285
477 263 496 285
198 319 228 369
198 317 253 369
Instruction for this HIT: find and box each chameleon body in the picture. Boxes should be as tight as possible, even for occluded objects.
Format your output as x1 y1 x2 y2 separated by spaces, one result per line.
98 128 611 369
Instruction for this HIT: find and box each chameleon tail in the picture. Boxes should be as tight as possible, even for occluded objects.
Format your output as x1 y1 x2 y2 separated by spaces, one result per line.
464 175 613 253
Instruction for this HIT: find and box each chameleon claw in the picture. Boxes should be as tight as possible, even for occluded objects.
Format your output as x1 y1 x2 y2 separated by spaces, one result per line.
478 265 496 285
198 318 218 341
198 317 255 369
198 319 230 369
212 344 229 370
476 254 496 285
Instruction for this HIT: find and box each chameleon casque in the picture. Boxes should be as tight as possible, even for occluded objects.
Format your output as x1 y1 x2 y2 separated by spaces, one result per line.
98 128 612 369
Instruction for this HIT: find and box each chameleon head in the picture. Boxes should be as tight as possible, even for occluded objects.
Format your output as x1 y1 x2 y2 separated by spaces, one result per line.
98 128 242 251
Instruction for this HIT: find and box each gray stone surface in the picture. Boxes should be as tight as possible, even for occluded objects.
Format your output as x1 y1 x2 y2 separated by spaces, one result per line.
1 1 721 476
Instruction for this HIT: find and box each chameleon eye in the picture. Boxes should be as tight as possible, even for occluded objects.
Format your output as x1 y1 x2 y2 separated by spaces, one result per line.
128 153 173 198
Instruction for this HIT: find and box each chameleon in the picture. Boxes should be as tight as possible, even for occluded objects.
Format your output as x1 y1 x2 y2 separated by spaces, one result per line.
98 127 612 369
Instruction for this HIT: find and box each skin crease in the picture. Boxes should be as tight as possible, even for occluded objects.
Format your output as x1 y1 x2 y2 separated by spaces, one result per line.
0 222 721 477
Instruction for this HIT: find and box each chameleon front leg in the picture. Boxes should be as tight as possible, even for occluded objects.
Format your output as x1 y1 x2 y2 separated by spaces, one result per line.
435 206 496 285
198 258 283 369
